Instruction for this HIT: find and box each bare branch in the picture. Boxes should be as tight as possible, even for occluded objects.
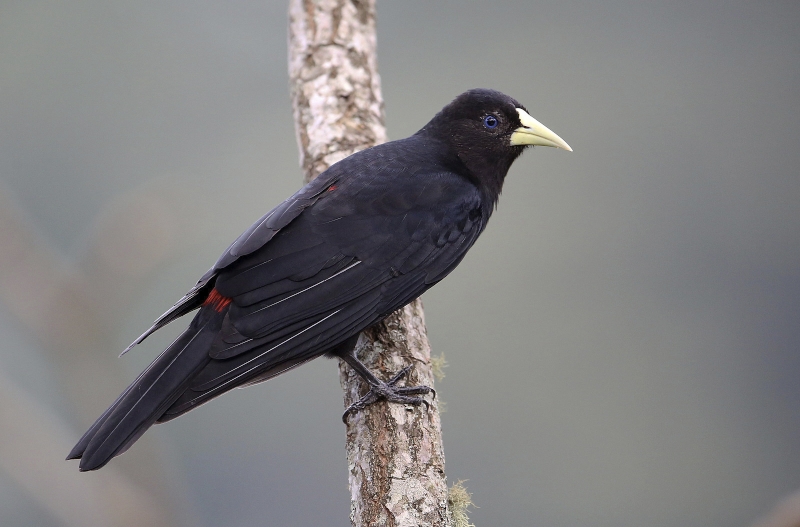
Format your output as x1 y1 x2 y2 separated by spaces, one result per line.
289 0 387 184
289 1 450 525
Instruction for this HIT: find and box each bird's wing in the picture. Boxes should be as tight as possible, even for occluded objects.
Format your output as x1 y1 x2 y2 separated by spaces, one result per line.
120 170 340 354
158 165 486 420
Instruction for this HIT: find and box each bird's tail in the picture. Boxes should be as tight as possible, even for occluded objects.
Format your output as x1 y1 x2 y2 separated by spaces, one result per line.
67 305 225 471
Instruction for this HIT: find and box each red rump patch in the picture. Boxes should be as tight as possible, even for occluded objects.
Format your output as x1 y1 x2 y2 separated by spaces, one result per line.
327 184 337 192
203 288 232 312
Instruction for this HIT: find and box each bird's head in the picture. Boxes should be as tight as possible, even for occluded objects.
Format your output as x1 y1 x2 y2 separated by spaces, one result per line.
419 89 571 199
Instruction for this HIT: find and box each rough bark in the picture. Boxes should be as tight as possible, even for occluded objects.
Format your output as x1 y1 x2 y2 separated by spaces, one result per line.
288 1 450 526
289 0 387 182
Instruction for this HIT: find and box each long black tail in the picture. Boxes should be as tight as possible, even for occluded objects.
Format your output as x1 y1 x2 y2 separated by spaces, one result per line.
67 306 225 471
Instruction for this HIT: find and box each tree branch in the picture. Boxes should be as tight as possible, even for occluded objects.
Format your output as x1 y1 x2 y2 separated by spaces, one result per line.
288 1 450 525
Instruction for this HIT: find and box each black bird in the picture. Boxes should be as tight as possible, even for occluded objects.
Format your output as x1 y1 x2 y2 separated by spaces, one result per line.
68 89 571 471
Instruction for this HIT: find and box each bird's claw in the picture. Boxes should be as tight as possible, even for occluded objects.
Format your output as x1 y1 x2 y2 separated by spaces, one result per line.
342 365 434 423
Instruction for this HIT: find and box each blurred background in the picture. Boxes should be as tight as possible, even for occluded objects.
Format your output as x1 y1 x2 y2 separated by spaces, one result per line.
1 1 799 526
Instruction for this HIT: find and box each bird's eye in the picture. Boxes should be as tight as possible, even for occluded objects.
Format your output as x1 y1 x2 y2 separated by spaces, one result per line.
483 115 499 129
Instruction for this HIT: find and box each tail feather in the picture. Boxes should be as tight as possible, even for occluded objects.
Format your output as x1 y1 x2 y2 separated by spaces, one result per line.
70 306 224 471
156 354 316 423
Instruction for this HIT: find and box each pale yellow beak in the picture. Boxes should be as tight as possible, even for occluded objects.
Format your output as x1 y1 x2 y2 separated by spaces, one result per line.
509 108 573 152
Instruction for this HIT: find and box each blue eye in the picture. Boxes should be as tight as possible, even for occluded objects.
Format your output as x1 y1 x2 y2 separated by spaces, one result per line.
483 115 499 129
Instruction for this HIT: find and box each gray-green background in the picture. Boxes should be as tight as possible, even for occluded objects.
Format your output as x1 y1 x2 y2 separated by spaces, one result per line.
1 1 799 526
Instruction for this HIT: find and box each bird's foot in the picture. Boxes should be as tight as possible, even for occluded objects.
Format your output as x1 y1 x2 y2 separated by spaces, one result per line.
342 366 434 423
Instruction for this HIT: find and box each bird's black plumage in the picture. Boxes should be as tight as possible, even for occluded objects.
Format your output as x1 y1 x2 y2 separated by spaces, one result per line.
68 89 571 471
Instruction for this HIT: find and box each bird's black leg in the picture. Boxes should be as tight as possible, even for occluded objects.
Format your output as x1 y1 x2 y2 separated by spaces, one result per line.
334 336 434 423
